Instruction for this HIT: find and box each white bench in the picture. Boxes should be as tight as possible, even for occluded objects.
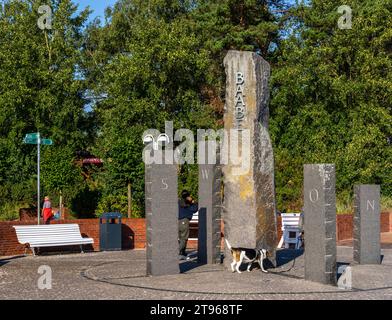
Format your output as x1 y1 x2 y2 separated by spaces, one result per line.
13 224 94 256
188 211 199 241
278 213 303 249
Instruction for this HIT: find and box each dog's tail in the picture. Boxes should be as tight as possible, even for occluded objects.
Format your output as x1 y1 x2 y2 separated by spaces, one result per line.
225 238 232 250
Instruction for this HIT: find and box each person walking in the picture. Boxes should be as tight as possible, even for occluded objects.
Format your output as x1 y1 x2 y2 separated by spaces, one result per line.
42 196 53 224
178 190 198 260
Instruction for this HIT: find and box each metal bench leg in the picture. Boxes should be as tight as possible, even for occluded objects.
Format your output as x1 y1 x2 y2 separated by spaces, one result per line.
80 245 84 254
278 236 284 248
284 234 289 249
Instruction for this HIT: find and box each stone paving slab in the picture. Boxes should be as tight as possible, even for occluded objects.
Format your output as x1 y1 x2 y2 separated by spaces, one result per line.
0 247 391 300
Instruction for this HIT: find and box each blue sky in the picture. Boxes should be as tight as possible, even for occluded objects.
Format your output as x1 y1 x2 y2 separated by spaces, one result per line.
74 0 298 23
74 0 118 22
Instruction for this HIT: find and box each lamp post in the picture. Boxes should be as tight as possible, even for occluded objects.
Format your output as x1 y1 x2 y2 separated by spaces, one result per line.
23 133 53 225
37 133 41 225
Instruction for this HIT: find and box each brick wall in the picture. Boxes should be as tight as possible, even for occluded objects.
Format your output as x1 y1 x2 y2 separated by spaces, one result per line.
381 212 391 233
336 214 354 241
1 212 391 257
336 212 391 241
0 218 145 257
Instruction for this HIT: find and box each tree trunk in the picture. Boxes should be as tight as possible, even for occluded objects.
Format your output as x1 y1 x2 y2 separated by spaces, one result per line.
127 182 132 218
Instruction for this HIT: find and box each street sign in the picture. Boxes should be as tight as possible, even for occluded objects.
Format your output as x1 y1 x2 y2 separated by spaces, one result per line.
22 132 53 225
23 134 53 146
23 133 39 145
41 139 53 146
23 137 38 144
26 133 39 139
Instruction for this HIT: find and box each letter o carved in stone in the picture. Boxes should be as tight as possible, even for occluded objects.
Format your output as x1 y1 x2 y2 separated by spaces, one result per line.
309 189 319 203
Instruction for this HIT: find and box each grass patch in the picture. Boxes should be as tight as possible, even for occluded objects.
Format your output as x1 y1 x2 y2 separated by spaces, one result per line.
336 196 392 215
381 196 392 212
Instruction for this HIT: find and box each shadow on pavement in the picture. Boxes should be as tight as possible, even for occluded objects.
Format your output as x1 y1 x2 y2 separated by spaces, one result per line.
274 249 304 268
179 251 201 273
0 255 26 267
180 249 306 273
180 260 203 273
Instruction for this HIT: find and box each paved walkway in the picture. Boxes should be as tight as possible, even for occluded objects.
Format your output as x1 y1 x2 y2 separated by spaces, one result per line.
1 246 392 300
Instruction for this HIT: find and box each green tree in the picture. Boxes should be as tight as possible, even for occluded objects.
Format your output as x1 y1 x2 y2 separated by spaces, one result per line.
84 0 218 216
41 145 84 205
0 0 91 216
270 0 392 211
83 0 286 216
191 0 287 120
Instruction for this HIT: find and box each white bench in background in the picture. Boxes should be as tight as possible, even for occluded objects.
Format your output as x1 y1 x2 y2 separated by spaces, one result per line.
13 224 94 256
188 211 199 241
278 213 303 249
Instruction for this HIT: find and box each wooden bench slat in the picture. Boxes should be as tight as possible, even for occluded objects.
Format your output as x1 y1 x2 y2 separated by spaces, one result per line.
281 213 301 231
15 232 84 236
17 239 92 244
24 239 94 246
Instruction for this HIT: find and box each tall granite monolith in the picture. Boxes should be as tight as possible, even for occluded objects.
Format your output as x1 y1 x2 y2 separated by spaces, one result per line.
354 185 381 265
145 151 179 276
304 164 337 285
223 50 277 268
198 147 222 265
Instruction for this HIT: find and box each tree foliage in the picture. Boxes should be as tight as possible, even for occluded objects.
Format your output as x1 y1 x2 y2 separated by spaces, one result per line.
270 0 392 211
0 0 90 217
0 0 390 219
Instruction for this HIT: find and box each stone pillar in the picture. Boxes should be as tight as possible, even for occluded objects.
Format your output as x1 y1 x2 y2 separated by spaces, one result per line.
198 159 222 265
304 164 337 285
145 151 179 276
223 50 277 267
354 185 381 265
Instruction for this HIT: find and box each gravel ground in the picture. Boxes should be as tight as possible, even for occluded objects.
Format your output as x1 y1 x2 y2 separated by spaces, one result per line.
0 247 391 300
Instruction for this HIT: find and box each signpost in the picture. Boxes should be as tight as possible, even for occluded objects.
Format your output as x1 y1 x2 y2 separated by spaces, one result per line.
23 133 53 225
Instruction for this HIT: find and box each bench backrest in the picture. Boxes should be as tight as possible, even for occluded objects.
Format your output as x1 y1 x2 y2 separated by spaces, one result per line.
190 211 199 223
281 213 301 231
13 224 84 244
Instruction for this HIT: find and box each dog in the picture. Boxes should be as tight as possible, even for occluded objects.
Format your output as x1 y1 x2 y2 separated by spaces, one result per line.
225 239 269 274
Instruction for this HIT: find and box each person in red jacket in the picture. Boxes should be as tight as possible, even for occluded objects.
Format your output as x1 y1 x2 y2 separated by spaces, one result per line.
42 196 53 224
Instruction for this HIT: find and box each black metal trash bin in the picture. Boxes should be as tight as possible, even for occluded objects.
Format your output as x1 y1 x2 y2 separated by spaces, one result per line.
100 212 122 251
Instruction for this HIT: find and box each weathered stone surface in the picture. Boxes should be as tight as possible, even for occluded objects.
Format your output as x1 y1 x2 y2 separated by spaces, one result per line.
223 50 277 267
198 152 222 265
354 185 381 265
145 152 179 276
304 164 337 285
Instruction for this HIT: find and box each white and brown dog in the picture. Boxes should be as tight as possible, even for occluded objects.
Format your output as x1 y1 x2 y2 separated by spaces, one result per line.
225 239 270 274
